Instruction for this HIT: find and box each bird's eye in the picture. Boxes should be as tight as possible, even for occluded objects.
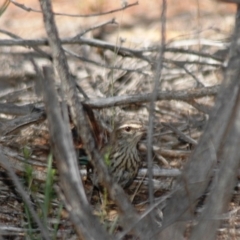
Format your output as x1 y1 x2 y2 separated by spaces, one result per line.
125 126 131 132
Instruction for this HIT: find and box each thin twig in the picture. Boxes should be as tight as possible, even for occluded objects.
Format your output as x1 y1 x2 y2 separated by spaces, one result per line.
187 99 212 114
162 123 198 146
74 18 118 38
10 0 138 18
146 0 166 227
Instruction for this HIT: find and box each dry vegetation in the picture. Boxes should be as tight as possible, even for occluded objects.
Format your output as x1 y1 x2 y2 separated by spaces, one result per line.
0 0 239 239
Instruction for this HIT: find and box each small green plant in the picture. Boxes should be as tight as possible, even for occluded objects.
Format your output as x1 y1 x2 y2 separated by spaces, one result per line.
22 149 61 239
40 153 62 240
41 153 56 226
103 150 111 167
22 146 36 239
52 203 63 240
23 146 34 189
109 214 119 235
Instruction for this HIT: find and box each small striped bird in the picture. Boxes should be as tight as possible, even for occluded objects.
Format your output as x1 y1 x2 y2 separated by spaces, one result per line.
101 120 146 189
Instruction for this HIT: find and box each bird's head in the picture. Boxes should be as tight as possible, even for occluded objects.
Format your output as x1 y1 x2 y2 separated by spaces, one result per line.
114 120 146 145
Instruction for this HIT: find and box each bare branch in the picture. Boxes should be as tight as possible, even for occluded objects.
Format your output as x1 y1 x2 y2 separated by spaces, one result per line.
0 103 39 115
84 85 219 108
139 168 181 178
0 110 45 136
0 29 52 60
0 35 223 67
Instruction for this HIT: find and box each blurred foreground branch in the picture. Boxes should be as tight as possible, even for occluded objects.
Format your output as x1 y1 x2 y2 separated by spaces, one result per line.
157 5 240 240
